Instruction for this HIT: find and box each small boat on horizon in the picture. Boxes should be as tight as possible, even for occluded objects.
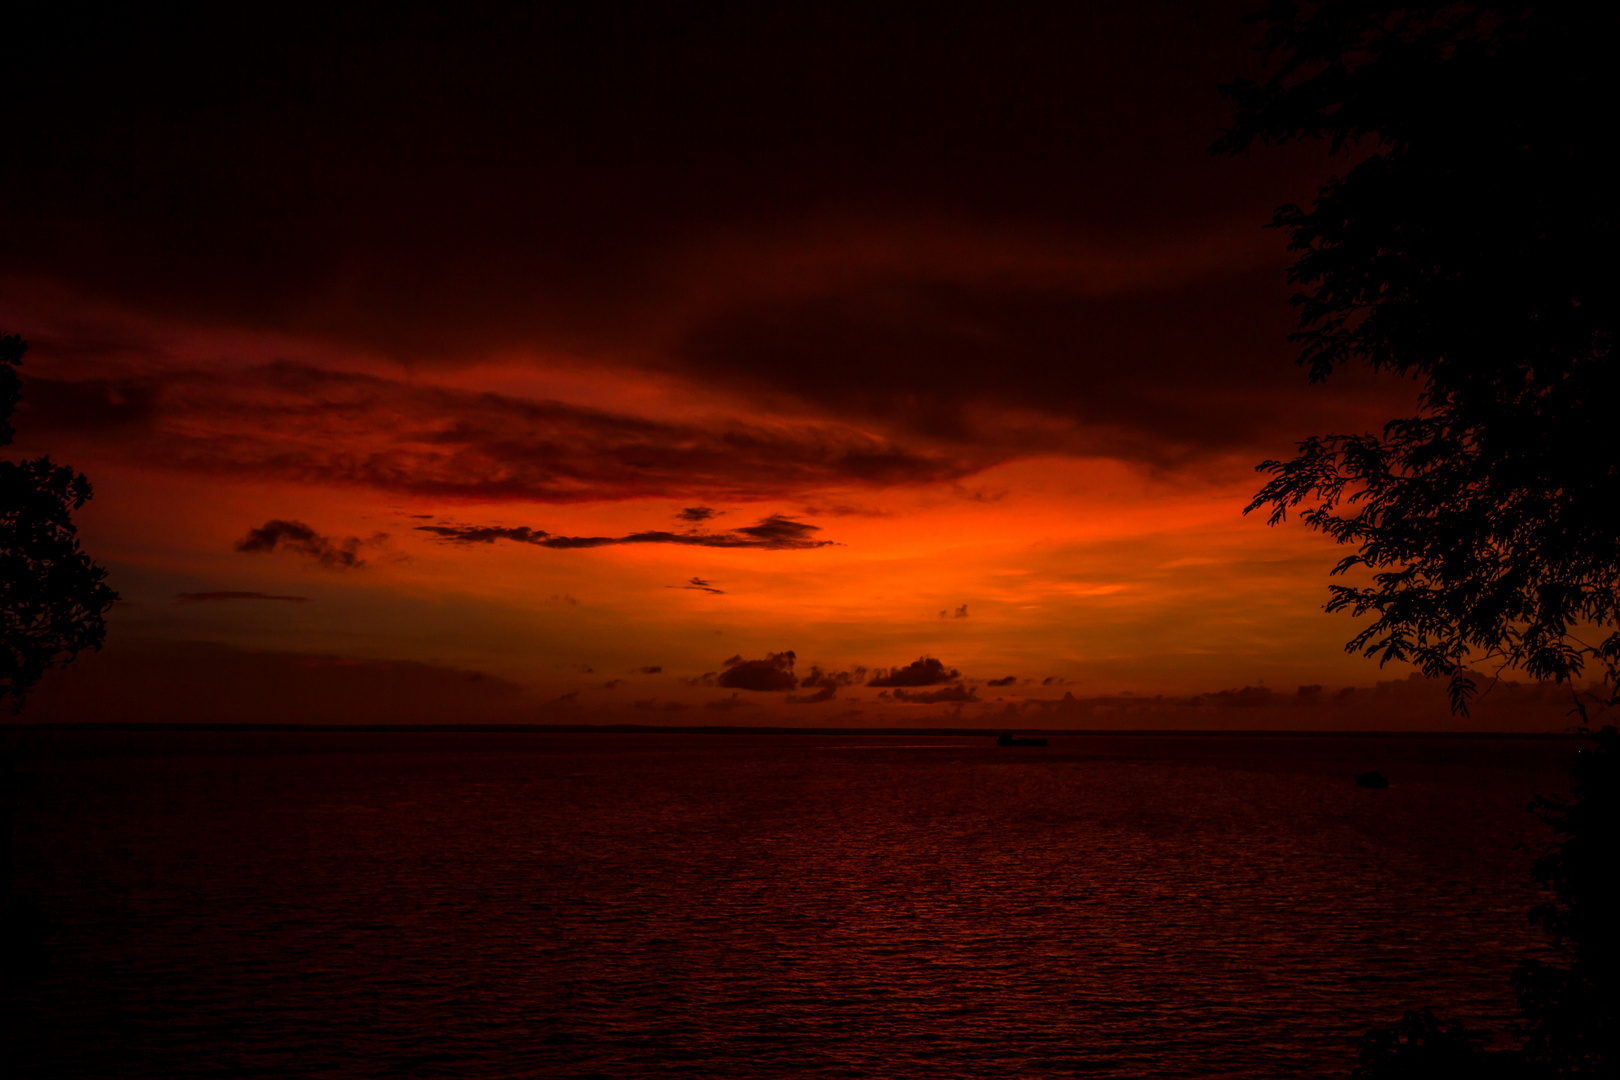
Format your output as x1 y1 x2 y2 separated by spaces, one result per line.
997 733 1048 747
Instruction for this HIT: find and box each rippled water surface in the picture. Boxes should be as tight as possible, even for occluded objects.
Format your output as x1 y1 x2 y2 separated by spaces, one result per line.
1 729 1580 1077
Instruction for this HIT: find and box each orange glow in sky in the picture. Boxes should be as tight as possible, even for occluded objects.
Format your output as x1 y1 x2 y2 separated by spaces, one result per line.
1 5 1572 730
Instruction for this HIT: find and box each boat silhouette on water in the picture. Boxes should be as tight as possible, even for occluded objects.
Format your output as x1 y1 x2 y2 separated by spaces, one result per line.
997 733 1048 747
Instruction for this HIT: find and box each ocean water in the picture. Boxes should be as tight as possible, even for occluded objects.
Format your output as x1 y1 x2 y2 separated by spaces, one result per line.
0 729 1580 1078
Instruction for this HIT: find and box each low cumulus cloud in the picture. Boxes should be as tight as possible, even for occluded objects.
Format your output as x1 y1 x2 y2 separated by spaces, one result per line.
677 506 717 523
417 515 832 551
235 519 382 569
986 675 1018 687
893 684 978 704
939 604 969 619
868 657 959 687
635 665 663 675
717 651 798 691
176 590 309 603
785 665 867 705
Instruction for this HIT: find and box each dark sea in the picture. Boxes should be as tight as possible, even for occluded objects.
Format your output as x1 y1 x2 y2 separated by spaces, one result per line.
0 728 1581 1078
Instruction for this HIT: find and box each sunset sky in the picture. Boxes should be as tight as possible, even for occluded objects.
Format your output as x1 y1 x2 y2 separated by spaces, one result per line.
2 4 1566 728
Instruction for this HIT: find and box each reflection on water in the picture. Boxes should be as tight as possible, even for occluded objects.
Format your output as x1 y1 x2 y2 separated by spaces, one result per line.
0 730 1577 1078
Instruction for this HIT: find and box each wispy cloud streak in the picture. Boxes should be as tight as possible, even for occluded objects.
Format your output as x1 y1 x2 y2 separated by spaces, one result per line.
416 515 833 551
21 360 984 502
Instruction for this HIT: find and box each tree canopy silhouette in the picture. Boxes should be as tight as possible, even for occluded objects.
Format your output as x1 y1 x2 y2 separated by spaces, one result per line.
1215 1 1616 715
0 332 117 712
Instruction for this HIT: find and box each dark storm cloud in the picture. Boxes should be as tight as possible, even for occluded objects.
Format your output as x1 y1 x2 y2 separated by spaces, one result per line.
175 591 309 603
0 4 1379 477
671 270 1314 466
419 516 829 552
26 361 978 502
235 520 379 570
4 3 1290 355
892 684 978 704
717 651 797 692
868 657 958 688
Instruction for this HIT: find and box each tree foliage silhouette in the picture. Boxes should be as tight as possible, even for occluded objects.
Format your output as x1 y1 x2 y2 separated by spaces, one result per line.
1215 1 1617 716
0 332 117 711
1512 725 1619 1077
1219 4 1617 1077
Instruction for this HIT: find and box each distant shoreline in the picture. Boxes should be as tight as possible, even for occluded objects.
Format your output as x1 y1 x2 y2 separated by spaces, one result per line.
2 722 1584 739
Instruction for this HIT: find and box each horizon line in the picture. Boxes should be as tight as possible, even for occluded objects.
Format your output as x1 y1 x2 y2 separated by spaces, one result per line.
1 722 1585 739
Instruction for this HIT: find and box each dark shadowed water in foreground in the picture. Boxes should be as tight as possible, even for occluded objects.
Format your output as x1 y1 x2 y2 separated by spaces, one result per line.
0 729 1580 1078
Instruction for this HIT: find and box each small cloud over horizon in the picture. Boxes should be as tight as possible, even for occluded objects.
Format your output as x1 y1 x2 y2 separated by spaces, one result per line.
236 519 383 570
717 651 798 692
868 657 958 688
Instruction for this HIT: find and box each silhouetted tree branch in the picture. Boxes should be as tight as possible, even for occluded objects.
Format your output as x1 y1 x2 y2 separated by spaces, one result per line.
0 332 117 712
1216 1 1617 717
